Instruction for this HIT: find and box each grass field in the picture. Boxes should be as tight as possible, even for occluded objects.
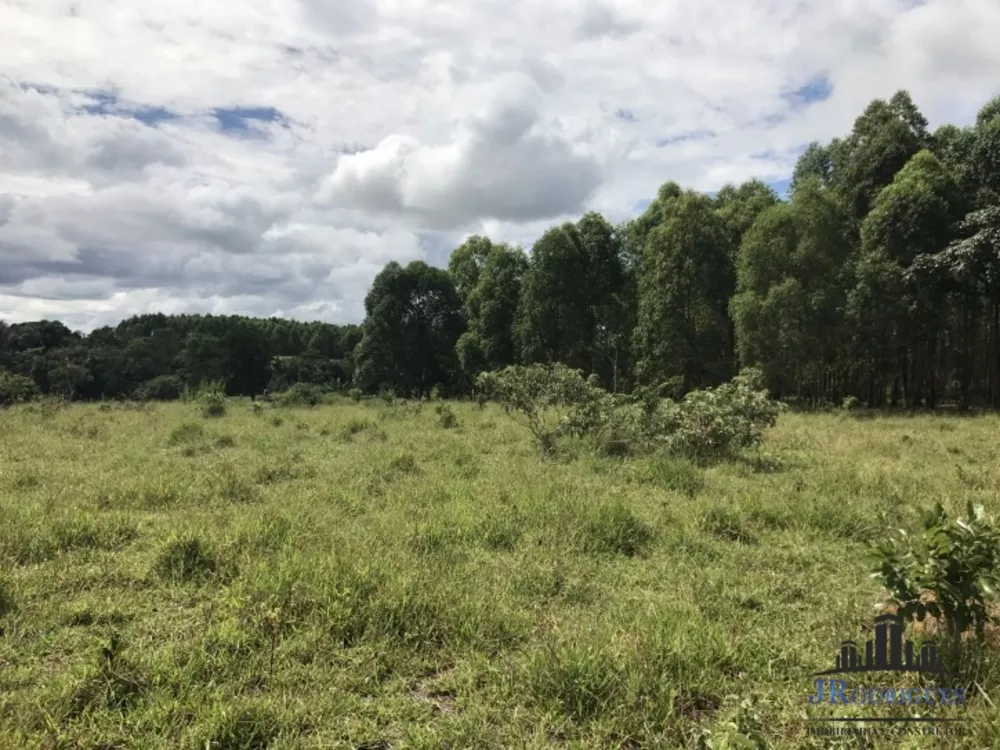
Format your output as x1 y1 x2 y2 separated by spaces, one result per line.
1 398 999 749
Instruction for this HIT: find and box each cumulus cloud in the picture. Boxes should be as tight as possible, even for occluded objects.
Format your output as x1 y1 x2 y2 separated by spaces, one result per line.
0 0 999 329
320 73 605 228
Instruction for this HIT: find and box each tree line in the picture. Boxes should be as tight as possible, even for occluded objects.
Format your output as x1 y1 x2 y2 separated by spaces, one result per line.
3 90 1000 410
0 314 361 402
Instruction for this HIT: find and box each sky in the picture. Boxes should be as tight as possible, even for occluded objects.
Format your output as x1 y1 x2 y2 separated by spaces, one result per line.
1 0 999 332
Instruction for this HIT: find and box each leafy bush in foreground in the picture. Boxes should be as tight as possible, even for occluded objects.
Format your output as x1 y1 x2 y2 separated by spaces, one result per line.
870 501 1000 645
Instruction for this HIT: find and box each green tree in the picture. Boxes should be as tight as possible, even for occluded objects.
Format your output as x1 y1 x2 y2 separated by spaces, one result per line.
457 243 528 380
730 178 853 401
634 191 735 392
447 235 494 306
831 90 930 227
353 261 465 396
939 206 1000 407
714 179 781 260
857 149 964 406
577 211 632 391
515 223 593 371
790 141 835 193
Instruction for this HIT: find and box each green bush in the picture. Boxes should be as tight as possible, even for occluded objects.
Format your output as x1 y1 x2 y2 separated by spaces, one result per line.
274 382 324 407
436 403 458 428
870 501 1000 645
476 364 612 456
0 371 39 406
348 388 362 402
195 381 227 418
134 375 183 401
479 365 782 461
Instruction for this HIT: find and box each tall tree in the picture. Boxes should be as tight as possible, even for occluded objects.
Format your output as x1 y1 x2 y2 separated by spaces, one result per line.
730 178 853 401
447 235 494 306
353 261 464 396
939 207 1000 407
831 90 930 227
577 211 632 391
856 149 963 406
714 179 781 259
515 223 593 371
456 243 528 380
634 191 735 391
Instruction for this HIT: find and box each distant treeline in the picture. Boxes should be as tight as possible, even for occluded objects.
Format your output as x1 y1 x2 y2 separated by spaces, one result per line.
0 314 362 401
4 89 1000 409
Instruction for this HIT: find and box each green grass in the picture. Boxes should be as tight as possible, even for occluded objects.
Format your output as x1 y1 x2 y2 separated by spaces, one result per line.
1 398 999 748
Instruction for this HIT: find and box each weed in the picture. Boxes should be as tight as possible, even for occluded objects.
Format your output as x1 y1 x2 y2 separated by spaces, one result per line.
153 534 221 583
582 502 654 557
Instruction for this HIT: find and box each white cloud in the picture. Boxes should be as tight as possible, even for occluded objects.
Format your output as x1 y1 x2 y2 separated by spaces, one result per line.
0 0 998 329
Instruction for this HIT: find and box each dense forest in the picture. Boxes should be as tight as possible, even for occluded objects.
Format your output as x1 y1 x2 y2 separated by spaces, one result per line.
3 89 1000 410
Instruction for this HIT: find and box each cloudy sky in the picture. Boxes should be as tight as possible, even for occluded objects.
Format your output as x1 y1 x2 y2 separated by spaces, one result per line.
1 0 999 332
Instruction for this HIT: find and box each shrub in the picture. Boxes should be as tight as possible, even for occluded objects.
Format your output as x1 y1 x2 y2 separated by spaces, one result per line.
842 395 860 411
134 375 184 401
0 371 39 406
658 369 784 460
202 397 226 418
476 364 612 456
348 388 362 403
275 382 324 407
436 403 458 428
870 501 1000 645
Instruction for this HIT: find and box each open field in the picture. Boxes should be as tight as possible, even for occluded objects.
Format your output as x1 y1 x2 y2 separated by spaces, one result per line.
1 399 999 749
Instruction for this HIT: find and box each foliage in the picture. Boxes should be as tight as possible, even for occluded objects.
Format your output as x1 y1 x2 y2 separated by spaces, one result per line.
273 382 325 407
476 364 611 456
478 365 781 461
653 368 783 460
0 370 40 406
633 191 735 392
515 224 594 371
435 403 458 428
870 501 1000 642
134 375 184 401
6 89 1000 412
197 381 228 418
353 261 465 397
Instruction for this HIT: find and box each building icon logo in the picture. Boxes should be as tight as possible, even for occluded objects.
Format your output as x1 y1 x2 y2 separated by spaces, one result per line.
813 613 957 677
